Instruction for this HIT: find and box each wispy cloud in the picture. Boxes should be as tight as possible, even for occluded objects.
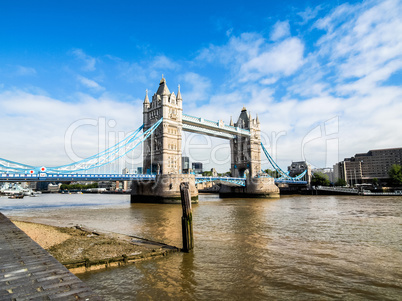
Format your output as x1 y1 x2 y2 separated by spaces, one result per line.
71 49 97 71
270 21 290 41
179 72 211 107
116 55 180 87
240 37 305 82
0 89 142 166
297 5 322 25
15 65 37 76
191 0 402 169
77 75 104 91
197 32 305 84
150 55 180 70
1 0 401 172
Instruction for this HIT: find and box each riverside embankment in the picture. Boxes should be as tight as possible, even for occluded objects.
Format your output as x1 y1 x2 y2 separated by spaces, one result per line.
11 220 179 274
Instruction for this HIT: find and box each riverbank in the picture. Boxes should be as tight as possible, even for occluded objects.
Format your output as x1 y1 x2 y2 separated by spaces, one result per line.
11 220 180 274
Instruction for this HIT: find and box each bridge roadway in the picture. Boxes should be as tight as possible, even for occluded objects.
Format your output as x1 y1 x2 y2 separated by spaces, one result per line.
0 173 307 185
0 213 102 300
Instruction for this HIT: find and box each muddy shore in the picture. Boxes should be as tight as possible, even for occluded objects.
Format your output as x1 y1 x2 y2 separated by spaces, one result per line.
12 220 180 274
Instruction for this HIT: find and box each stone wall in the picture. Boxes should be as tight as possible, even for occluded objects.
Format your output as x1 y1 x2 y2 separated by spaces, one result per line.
131 174 198 204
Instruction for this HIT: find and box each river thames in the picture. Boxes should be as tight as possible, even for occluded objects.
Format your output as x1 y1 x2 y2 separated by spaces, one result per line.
1 193 401 300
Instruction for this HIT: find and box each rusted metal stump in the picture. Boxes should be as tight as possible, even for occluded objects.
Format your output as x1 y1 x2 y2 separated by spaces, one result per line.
180 182 194 252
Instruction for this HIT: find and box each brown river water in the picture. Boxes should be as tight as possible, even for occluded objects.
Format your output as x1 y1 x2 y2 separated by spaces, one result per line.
1 193 401 300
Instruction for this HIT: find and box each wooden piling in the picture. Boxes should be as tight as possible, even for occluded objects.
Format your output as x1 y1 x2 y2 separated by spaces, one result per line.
180 182 194 252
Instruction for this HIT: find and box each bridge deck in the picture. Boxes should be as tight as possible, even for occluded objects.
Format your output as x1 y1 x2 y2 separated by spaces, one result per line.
0 213 102 300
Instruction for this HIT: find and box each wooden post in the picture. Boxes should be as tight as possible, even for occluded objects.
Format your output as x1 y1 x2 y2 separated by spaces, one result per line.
180 182 194 252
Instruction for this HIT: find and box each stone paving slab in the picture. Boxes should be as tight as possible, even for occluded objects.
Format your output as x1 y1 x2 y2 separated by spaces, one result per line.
0 213 102 300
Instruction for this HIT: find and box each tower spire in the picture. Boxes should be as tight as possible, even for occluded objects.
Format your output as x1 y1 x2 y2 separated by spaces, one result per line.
144 89 149 104
177 84 182 100
230 115 234 126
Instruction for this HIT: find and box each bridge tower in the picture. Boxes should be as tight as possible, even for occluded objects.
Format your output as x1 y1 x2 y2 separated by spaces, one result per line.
132 77 198 203
143 77 183 175
221 107 279 198
230 107 261 178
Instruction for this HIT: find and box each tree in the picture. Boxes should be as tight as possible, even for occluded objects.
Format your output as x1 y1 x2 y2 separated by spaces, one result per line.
311 172 330 186
389 164 402 186
334 178 347 186
372 178 379 186
202 171 212 176
264 168 279 178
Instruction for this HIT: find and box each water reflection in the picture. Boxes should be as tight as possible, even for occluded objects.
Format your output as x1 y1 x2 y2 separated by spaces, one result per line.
2 193 401 300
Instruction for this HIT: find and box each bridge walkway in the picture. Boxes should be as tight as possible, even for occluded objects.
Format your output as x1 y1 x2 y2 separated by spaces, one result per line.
0 213 102 300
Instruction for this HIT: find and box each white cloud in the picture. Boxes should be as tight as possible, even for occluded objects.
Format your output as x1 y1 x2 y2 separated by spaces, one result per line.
179 72 211 107
196 33 265 66
0 89 142 168
259 77 278 85
71 49 97 71
77 75 104 91
2 0 402 174
188 0 402 171
150 55 180 70
197 32 305 85
240 37 305 81
297 6 322 24
270 21 290 41
15 65 37 76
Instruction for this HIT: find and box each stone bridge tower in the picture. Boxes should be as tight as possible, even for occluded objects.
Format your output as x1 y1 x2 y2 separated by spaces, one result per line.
143 77 183 175
134 77 198 204
230 107 261 178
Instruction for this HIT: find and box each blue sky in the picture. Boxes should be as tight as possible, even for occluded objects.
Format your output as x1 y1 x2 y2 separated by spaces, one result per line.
0 0 401 172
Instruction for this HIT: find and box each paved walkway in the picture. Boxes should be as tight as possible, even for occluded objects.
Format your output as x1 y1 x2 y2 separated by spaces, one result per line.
0 213 102 300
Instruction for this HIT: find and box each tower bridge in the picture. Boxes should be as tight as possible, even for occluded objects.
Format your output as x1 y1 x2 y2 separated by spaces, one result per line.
0 77 308 203
134 77 279 203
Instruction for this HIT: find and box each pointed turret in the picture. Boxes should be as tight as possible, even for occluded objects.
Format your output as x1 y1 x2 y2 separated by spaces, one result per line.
144 89 149 104
177 84 182 100
256 114 260 124
156 76 170 95
230 116 234 126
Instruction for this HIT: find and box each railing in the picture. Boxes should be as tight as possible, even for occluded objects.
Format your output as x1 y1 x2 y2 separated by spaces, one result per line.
315 186 359 194
195 176 246 186
0 173 156 182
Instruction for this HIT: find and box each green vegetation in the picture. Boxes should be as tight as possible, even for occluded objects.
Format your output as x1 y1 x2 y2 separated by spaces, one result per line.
60 183 99 191
201 170 230 176
202 171 213 176
311 172 330 186
372 178 379 186
389 164 402 186
334 178 347 186
219 171 231 177
264 168 279 178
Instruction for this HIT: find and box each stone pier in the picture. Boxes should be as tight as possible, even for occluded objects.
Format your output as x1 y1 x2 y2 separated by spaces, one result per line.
130 174 198 204
219 177 280 198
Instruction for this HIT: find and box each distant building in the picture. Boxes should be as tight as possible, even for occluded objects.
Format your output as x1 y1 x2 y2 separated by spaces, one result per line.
333 147 402 185
288 161 312 183
121 167 130 191
182 156 190 173
36 182 60 193
98 181 113 190
192 162 203 174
